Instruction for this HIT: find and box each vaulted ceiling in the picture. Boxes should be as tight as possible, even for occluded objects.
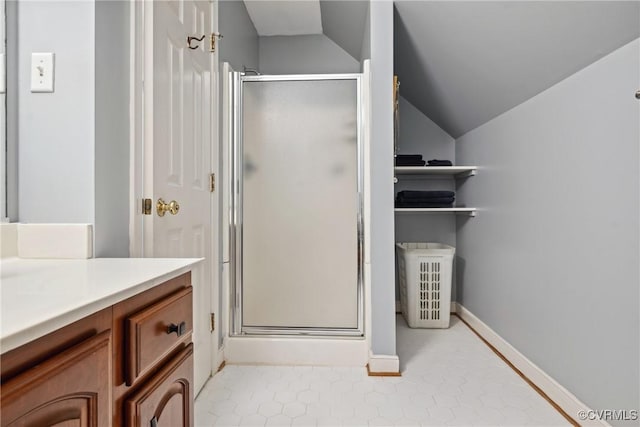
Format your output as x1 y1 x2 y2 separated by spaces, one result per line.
395 1 640 137
241 1 639 138
319 1 369 60
243 0 368 59
243 1 323 36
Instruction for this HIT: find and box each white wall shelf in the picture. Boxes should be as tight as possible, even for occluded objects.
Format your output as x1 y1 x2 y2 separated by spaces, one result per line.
394 166 477 178
395 207 477 217
394 167 478 217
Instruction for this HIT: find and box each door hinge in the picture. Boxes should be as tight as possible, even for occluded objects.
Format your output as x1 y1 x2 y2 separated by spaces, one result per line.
210 33 223 53
209 173 216 192
142 198 152 215
210 313 215 331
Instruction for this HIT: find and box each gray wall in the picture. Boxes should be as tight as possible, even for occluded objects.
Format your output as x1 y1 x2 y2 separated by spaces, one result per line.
368 0 396 356
394 1 640 138
394 96 457 299
396 96 455 164
94 1 129 257
319 0 368 61
0 1 5 220
18 1 95 224
17 1 129 257
5 0 18 221
219 0 259 72
259 34 360 75
360 2 370 63
456 38 639 421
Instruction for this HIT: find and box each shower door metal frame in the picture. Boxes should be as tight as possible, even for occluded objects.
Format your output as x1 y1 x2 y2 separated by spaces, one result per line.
230 73 365 337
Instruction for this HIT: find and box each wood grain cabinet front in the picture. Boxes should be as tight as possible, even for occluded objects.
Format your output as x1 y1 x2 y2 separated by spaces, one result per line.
0 330 112 427
0 271 194 427
125 287 193 386
125 344 194 427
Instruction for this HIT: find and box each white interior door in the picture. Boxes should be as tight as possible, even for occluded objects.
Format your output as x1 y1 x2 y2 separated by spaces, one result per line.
146 0 218 394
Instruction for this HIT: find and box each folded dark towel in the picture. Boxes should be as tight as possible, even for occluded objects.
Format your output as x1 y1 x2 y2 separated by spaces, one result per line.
396 154 423 161
396 197 455 205
397 190 455 199
396 201 454 208
427 159 453 166
396 159 426 166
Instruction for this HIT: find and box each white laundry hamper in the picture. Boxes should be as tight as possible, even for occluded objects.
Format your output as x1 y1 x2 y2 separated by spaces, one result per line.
396 243 455 328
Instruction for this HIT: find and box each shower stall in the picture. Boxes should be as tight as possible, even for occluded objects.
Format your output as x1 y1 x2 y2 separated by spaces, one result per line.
226 72 365 340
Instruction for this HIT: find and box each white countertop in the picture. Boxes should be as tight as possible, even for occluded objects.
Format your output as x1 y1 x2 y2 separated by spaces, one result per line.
0 257 202 354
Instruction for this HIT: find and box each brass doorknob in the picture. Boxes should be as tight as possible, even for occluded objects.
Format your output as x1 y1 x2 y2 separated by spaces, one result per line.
157 198 180 216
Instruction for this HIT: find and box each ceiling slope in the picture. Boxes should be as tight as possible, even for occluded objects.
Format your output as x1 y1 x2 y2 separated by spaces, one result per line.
319 0 369 60
395 1 640 138
244 0 323 36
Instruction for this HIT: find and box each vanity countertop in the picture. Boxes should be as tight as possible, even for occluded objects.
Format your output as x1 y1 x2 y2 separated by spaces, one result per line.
0 257 202 354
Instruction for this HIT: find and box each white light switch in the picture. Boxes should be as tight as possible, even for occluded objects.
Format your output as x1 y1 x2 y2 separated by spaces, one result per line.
31 52 55 93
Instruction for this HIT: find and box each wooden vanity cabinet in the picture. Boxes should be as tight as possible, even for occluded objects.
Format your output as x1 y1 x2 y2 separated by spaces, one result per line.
113 272 193 427
125 344 194 427
0 314 112 427
0 272 194 427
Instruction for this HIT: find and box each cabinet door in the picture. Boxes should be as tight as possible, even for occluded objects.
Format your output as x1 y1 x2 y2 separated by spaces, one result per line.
125 344 193 427
0 331 111 427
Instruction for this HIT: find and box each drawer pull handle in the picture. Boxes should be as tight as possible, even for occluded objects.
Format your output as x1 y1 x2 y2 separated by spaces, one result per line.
150 416 158 427
167 321 187 336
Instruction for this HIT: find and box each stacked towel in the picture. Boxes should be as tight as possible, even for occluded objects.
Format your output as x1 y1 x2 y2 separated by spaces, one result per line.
399 190 455 199
396 154 426 167
395 190 455 208
427 159 453 166
396 156 455 167
397 155 423 161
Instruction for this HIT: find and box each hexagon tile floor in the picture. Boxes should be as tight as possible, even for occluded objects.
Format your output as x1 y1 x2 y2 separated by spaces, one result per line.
194 315 571 426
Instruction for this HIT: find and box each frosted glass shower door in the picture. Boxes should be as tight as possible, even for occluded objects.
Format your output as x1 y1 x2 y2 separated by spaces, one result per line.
239 77 361 332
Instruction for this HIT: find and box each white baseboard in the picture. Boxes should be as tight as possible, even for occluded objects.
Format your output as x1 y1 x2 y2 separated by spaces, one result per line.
225 337 368 366
216 347 225 371
455 303 607 427
368 350 400 375
450 301 457 313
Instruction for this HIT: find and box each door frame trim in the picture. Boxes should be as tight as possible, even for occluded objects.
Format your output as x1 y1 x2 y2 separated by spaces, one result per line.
129 0 158 258
129 0 146 258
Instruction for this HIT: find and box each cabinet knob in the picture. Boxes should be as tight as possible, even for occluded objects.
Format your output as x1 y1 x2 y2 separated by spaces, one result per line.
150 416 158 427
166 321 187 336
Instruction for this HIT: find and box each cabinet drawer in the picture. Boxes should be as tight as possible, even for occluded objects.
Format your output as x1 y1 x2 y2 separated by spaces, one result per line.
125 344 194 427
125 287 192 385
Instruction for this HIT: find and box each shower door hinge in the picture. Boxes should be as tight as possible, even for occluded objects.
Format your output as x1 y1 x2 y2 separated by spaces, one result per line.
142 198 152 215
209 173 215 192
210 313 215 331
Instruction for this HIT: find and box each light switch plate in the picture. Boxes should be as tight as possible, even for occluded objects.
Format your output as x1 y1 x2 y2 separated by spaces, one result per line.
31 52 55 93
